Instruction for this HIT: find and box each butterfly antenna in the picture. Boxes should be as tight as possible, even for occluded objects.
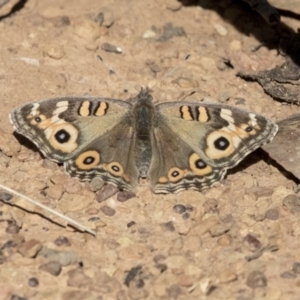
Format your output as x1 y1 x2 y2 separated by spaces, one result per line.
0 183 96 235
97 55 140 93
149 54 191 90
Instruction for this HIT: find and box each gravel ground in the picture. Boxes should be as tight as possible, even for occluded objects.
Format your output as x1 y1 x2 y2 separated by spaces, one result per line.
0 0 300 299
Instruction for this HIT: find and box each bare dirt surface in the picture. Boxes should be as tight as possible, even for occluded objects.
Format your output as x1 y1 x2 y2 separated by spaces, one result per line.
0 0 300 299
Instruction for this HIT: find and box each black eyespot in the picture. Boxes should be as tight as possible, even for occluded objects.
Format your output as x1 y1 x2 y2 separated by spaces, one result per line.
112 165 120 172
246 126 253 132
195 159 207 169
83 156 95 165
54 129 70 143
34 117 41 123
171 171 180 178
214 136 230 150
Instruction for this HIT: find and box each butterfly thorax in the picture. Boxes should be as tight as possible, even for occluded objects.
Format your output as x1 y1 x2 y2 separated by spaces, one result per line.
132 89 154 178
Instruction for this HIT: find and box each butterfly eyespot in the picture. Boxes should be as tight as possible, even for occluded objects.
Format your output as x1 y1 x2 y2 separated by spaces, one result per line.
112 165 120 172
214 136 230 150
195 159 207 169
34 116 42 123
75 150 100 170
107 162 123 176
83 156 95 165
171 171 180 178
167 167 186 182
55 129 71 143
189 153 212 176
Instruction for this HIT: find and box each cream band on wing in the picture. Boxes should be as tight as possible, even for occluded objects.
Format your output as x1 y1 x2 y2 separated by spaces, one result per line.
78 101 91 117
180 106 193 121
197 107 209 122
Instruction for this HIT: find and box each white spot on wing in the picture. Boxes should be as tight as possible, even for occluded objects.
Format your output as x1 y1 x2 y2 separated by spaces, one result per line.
220 109 234 124
30 103 40 116
56 101 69 107
53 102 69 115
249 113 257 126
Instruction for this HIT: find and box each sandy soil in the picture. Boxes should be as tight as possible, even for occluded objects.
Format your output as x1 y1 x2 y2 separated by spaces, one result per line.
0 0 300 299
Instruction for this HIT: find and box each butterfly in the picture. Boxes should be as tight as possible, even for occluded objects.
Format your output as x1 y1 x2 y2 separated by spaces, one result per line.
9 88 278 193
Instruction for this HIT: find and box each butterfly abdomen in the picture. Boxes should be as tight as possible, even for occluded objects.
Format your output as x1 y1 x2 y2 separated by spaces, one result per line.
133 99 155 179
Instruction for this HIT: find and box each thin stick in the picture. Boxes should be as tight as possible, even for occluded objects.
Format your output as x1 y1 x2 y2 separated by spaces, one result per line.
0 183 96 236
149 54 191 90
97 55 140 93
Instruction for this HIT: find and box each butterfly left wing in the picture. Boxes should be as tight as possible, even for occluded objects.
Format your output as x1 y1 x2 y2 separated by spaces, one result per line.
149 101 278 193
10 97 140 191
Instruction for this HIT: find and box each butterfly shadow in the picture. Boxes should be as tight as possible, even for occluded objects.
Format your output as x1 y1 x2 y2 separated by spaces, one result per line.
226 148 300 186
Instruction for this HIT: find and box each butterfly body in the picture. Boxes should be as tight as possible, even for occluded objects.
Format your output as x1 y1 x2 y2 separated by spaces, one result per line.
10 88 278 193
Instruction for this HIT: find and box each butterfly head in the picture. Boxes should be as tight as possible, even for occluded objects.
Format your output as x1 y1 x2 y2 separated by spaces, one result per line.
137 87 153 104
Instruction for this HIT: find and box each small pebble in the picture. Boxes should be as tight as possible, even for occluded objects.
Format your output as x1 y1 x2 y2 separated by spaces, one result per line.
153 254 166 264
243 234 262 252
217 234 232 246
44 45 65 60
51 15 70 27
39 261 62 276
116 290 127 300
166 0 182 11
28 277 39 287
38 247 81 266
214 23 228 36
246 271 267 288
6 222 20 234
292 262 300 274
203 198 218 213
185 205 194 212
0 250 6 264
265 208 279 220
127 221 136 228
54 236 71 247
73 19 101 41
173 204 186 214
64 178 82 194
282 194 300 212
117 191 135 202
85 43 99 51
101 43 122 54
280 271 297 279
172 77 199 89
17 239 42 258
125 265 142 287
88 217 100 222
46 184 64 200
42 159 59 170
182 212 190 220
96 184 118 202
96 7 115 27
156 263 167 273
10 295 27 300
167 284 182 298
0 192 13 201
142 29 156 39
89 177 105 192
160 221 175 232
209 223 230 237
248 187 273 198
100 205 116 216
62 291 90 300
229 39 242 50
86 207 100 215
67 268 92 288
